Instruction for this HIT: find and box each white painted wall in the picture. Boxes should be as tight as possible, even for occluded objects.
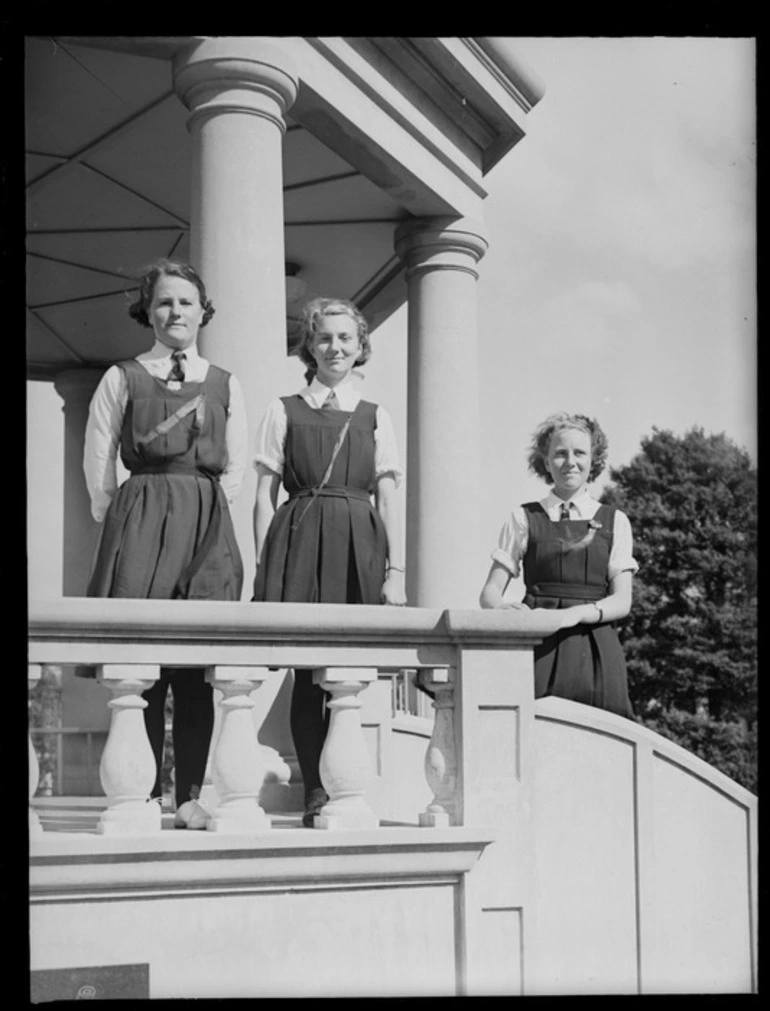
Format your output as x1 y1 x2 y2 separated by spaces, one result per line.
27 380 64 600
30 691 757 996
529 697 757 995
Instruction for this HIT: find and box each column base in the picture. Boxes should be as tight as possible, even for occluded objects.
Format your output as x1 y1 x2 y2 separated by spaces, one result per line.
30 808 44 837
315 799 379 831
207 803 271 833
98 801 162 836
419 810 452 828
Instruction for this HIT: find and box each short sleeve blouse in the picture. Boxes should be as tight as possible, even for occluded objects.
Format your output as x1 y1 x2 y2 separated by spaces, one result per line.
253 379 402 487
491 493 638 582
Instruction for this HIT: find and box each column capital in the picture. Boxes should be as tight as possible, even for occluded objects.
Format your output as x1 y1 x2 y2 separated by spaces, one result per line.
395 216 489 279
173 37 299 134
53 367 105 408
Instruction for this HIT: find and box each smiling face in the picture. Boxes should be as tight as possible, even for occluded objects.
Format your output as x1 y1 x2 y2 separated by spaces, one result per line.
546 427 593 499
309 311 362 386
149 275 204 351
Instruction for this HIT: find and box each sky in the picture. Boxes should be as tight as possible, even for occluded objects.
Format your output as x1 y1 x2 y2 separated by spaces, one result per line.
477 37 756 503
365 36 756 585
27 36 757 601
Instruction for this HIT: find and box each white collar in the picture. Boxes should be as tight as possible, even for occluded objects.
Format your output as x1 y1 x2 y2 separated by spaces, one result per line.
543 488 595 519
145 339 201 363
304 376 360 411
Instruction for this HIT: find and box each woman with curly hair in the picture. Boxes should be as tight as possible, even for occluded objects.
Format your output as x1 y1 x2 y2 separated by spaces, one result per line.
252 296 405 825
83 259 247 822
479 412 636 718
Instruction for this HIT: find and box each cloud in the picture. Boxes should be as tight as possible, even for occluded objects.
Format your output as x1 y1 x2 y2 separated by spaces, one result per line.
490 38 755 275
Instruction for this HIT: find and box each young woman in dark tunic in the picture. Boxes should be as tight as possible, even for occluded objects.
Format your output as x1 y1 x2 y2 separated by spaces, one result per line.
480 412 636 719
252 297 406 825
83 260 247 825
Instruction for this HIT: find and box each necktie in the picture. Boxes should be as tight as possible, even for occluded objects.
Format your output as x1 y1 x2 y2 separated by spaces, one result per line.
168 350 186 383
321 389 340 410
559 502 571 521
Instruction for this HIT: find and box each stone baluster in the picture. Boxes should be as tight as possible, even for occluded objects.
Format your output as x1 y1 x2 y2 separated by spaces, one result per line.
418 668 459 827
28 664 44 838
315 668 378 830
205 666 271 832
96 665 162 836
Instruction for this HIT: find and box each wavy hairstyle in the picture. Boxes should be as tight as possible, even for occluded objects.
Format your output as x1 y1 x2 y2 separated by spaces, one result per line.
127 259 215 328
527 412 609 484
297 297 371 383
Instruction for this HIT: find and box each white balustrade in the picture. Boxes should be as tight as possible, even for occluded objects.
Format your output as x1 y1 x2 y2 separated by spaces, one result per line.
418 668 458 827
205 666 271 832
28 664 44 837
96 664 162 836
315 668 378 830
28 598 564 840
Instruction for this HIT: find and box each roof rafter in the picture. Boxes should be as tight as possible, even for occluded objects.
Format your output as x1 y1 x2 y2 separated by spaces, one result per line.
26 91 177 195
28 250 141 282
29 226 187 235
285 218 401 227
284 170 361 193
29 287 138 311
26 308 88 364
80 162 189 227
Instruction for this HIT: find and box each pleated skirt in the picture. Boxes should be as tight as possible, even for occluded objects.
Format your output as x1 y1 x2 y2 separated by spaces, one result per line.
87 472 243 600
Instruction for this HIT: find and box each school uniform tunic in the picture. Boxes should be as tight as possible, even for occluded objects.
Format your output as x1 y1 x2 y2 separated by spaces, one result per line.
493 489 637 718
253 376 401 604
84 343 246 599
252 375 401 802
83 343 247 806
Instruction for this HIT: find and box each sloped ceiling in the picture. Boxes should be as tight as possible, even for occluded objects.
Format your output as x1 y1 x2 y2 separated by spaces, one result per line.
25 36 408 379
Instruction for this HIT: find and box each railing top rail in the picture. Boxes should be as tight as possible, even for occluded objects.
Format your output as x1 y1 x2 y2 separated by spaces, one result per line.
28 598 559 648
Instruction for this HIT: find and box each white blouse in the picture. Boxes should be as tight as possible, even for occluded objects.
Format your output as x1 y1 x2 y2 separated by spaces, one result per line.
253 376 403 486
83 341 249 523
491 488 638 582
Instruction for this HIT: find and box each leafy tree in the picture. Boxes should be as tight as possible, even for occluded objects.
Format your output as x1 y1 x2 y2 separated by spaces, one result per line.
602 427 757 792
29 666 63 797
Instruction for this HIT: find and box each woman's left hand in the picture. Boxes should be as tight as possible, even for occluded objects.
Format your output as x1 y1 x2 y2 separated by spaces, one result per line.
554 604 597 630
381 569 407 606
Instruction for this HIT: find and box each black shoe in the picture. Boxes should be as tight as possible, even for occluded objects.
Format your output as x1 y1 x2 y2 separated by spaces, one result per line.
302 788 329 828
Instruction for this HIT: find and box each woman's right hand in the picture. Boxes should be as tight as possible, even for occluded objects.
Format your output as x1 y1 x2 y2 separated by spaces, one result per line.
554 607 584 629
381 569 407 606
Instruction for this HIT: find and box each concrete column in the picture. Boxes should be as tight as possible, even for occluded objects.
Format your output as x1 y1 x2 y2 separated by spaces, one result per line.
174 38 301 593
394 218 489 608
53 368 106 597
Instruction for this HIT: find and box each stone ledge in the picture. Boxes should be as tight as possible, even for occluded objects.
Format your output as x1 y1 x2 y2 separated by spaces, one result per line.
30 826 494 898
29 598 557 646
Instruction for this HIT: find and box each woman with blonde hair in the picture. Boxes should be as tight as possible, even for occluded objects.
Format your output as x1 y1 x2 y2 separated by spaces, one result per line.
480 412 637 718
252 296 405 824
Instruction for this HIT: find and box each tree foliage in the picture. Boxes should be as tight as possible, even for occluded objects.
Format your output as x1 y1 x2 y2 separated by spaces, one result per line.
29 666 63 797
601 427 757 792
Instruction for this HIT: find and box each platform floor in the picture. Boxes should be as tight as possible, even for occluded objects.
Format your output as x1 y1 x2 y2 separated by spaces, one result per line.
31 795 306 833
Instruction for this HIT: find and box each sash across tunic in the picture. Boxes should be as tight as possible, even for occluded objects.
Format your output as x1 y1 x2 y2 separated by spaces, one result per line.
522 501 634 719
254 394 388 604
87 359 243 601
